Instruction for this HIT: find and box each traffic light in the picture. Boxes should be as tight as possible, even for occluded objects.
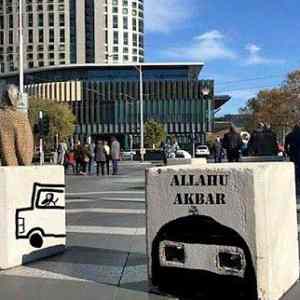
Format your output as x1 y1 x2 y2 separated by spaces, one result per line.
38 114 50 137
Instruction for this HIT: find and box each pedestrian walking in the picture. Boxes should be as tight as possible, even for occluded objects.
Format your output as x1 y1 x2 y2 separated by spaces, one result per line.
111 136 120 175
247 122 278 156
80 143 92 175
65 150 76 174
57 139 68 165
88 141 95 175
104 140 110 175
285 121 300 188
94 140 107 176
74 142 82 174
222 125 242 162
212 136 223 163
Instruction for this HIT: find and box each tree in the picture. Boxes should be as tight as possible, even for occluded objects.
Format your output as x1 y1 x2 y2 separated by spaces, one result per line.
28 96 76 150
144 120 166 149
241 70 300 133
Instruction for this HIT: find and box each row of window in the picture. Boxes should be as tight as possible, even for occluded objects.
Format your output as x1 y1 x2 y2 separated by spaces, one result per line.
107 46 143 55
105 54 143 62
0 29 65 44
107 15 143 33
0 3 65 14
105 6 143 18
109 0 143 9
0 51 65 61
0 12 65 29
0 59 66 73
105 31 144 48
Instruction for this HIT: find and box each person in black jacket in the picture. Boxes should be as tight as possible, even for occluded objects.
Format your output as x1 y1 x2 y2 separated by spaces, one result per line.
247 122 278 156
285 122 300 184
222 125 242 162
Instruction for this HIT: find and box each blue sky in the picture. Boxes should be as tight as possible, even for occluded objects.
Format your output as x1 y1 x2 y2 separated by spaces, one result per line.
144 0 300 115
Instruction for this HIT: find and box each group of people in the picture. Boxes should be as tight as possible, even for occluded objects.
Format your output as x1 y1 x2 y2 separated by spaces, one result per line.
212 122 279 163
57 137 121 176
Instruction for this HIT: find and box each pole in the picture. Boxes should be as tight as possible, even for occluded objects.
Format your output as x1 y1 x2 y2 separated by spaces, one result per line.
192 129 195 158
39 111 44 165
19 0 24 96
139 64 144 161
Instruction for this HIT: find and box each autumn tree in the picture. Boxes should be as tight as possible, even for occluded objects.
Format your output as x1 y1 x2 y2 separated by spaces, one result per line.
144 120 166 149
241 70 300 132
28 96 76 150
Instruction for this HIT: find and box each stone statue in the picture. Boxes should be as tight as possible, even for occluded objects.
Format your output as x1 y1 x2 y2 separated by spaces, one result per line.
0 84 33 166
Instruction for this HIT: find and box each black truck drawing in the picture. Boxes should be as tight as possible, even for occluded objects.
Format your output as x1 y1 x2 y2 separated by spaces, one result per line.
15 183 66 248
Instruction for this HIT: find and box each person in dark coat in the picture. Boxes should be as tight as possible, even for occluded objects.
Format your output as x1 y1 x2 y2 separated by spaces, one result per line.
285 122 300 184
222 126 243 162
94 140 107 176
247 122 278 156
212 136 223 163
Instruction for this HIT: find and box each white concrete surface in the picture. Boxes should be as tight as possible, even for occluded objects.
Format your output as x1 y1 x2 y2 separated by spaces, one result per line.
146 162 299 300
0 166 65 269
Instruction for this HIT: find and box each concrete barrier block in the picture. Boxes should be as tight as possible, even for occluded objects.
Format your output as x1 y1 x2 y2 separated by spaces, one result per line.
191 158 207 165
0 166 65 269
146 162 299 300
167 158 191 166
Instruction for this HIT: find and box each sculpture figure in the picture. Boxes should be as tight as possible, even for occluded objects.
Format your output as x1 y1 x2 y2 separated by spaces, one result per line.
0 85 33 166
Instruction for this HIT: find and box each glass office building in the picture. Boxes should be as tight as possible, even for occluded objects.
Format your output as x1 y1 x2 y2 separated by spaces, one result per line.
0 63 229 150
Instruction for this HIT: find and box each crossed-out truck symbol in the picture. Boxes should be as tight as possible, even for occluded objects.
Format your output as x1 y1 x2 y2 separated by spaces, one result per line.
15 183 66 248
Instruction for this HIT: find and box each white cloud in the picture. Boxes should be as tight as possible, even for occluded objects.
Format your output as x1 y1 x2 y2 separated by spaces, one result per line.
144 0 192 33
163 30 237 62
244 43 285 65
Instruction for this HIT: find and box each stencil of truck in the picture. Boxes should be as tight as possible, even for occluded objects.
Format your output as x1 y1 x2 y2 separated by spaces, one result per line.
15 183 66 248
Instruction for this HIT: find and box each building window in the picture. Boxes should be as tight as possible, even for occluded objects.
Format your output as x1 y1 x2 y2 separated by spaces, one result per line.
8 31 13 44
133 33 137 47
28 61 34 68
0 31 4 45
123 16 128 29
38 14 43 27
113 46 118 52
59 52 65 59
37 44 44 51
48 52 54 59
112 6 118 13
59 14 65 26
113 31 118 44
60 29 65 43
48 13 54 26
113 15 118 28
8 15 13 28
123 32 128 45
38 61 44 67
39 29 44 43
132 18 137 31
28 30 33 43
0 16 3 29
38 52 44 60
49 28 54 43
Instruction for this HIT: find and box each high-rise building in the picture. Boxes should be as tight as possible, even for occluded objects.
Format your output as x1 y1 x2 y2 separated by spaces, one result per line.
0 0 144 74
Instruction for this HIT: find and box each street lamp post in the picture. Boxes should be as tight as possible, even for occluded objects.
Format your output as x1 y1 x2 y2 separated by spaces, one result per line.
138 64 145 161
19 0 23 96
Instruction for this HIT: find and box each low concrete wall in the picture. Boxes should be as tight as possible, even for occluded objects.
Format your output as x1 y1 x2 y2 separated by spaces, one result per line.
146 162 299 300
0 166 65 269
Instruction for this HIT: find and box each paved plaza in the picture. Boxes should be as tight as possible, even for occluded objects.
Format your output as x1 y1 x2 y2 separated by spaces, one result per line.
0 162 299 299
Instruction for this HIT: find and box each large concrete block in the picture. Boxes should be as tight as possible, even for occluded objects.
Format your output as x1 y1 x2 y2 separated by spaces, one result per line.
0 166 65 269
146 162 299 300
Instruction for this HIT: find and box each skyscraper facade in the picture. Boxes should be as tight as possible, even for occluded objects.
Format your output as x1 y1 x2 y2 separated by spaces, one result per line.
0 0 144 74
